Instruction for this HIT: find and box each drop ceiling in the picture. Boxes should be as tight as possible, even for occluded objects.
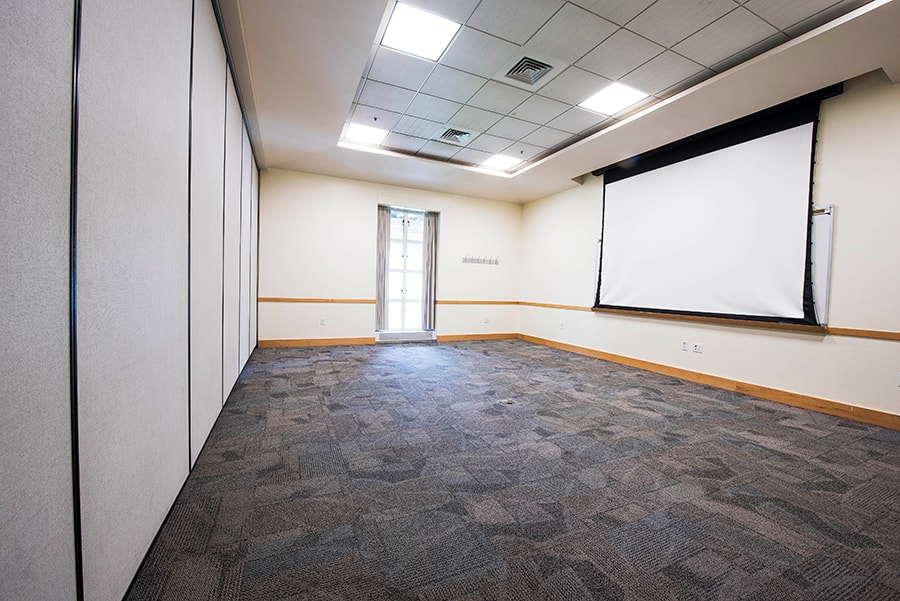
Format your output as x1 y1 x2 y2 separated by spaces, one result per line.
216 0 900 202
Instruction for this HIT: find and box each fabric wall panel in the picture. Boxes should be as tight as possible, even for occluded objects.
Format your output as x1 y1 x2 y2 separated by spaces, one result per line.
0 1 77 599
75 2 192 600
250 154 260 347
239 126 253 367
190 0 227 465
223 74 243 397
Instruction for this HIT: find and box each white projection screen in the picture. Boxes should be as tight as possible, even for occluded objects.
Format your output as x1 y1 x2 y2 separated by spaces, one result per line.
597 121 819 323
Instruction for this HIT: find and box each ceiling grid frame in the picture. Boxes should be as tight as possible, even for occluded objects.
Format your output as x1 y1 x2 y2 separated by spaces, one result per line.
217 0 900 199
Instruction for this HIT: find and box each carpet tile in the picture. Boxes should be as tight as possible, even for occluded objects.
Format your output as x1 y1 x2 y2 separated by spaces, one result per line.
125 340 900 600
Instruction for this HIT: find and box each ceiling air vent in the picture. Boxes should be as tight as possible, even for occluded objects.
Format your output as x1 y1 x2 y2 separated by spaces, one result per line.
439 128 471 145
505 57 553 86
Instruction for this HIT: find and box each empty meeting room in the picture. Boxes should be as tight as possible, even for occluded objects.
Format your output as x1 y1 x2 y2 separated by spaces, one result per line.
2 1 899 600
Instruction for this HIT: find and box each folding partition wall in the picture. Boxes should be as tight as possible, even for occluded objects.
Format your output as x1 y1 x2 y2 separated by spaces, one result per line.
0 1 259 600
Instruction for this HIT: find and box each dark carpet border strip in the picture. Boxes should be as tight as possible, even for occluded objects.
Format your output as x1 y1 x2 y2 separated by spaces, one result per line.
519 334 900 432
257 333 900 432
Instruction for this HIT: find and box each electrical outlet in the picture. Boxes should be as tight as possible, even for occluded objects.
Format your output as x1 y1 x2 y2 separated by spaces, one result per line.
319 318 326 326
681 341 689 351
693 343 703 353
483 316 490 324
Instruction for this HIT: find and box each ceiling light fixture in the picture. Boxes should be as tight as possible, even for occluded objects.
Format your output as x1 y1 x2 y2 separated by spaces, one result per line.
381 3 460 61
481 154 522 171
345 123 389 145
579 82 649 116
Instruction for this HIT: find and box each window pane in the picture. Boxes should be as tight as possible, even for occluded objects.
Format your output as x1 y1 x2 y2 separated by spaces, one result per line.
407 212 424 241
404 302 422 329
405 272 422 300
390 212 404 239
389 241 404 270
388 301 402 330
388 271 404 299
406 242 423 271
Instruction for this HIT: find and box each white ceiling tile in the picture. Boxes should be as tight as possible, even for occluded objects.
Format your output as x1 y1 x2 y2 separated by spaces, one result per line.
627 0 738 47
577 29 664 80
358 79 416 113
620 51 705 96
420 64 487 104
402 0 482 24
485 116 540 140
466 0 565 45
393 114 445 138
440 27 521 78
509 95 569 124
538 66 612 105
417 139 461 159
447 105 503 132
351 105 403 131
453 147 496 165
503 141 546 161
523 3 618 64
521 126 572 148
467 133 515 153
568 0 657 25
367 47 436 91
467 81 532 114
405 93 463 123
744 0 841 30
383 132 427 153
547 106 608 133
673 8 778 67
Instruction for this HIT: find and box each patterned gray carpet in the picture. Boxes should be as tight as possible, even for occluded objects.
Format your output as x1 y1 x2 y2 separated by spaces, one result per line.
126 340 900 600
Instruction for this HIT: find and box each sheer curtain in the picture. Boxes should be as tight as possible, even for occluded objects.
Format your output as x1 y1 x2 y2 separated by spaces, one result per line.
375 205 390 331
422 212 437 330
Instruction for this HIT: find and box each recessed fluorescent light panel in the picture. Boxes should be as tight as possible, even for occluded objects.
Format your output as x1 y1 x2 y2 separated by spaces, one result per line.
481 154 522 171
381 3 460 61
579 82 649 116
345 123 389 145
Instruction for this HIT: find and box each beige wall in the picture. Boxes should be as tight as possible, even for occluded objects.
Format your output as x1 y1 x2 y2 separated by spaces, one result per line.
258 169 523 340
259 72 898 418
520 71 900 417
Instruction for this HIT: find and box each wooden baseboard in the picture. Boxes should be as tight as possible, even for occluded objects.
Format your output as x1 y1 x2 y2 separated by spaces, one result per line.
518 334 900 431
258 337 375 348
436 333 518 342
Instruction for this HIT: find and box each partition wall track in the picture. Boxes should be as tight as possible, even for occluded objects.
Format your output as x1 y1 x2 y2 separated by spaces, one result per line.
68 0 85 598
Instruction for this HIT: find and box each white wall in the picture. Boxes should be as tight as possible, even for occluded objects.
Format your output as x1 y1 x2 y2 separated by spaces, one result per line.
1 1 260 599
0 2 77 599
190 0 227 466
258 169 522 340
76 2 192 599
223 76 244 394
520 71 900 417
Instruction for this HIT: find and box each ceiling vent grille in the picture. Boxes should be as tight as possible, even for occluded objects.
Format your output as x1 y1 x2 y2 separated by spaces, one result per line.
505 57 553 86
439 128 471 145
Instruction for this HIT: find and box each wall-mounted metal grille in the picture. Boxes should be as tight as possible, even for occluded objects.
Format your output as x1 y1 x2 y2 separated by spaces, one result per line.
505 57 553 86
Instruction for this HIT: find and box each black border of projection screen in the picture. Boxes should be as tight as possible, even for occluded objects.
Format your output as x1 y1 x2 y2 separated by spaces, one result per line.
592 86 841 326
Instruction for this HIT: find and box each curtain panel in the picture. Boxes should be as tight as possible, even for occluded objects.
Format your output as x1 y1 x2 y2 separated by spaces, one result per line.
375 205 390 331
